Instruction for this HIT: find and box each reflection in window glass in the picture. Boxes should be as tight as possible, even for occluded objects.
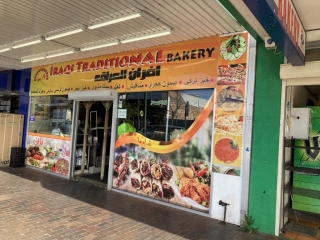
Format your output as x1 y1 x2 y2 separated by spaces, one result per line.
117 89 213 141
28 96 73 137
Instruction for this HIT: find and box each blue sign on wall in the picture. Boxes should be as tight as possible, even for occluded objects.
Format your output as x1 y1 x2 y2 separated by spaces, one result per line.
243 0 305 66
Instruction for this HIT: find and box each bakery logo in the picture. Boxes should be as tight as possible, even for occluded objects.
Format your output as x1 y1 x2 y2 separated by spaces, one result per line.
34 68 49 81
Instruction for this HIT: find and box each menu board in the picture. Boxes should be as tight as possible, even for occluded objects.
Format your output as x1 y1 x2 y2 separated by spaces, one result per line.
212 33 249 177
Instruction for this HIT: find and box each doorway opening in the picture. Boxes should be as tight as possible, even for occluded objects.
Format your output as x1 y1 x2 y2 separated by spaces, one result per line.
281 85 320 239
73 101 113 184
68 90 118 186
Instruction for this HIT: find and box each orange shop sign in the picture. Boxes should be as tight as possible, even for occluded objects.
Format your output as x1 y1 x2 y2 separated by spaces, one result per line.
30 36 219 96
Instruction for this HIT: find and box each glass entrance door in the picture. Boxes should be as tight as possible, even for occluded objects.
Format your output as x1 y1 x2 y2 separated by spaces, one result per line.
68 90 118 182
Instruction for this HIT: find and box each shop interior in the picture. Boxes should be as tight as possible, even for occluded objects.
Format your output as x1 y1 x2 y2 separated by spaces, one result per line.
0 90 20 114
282 85 320 238
29 96 73 136
73 100 113 183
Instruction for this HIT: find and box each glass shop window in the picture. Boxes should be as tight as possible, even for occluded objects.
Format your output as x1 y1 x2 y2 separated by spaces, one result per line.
28 96 73 137
117 89 214 141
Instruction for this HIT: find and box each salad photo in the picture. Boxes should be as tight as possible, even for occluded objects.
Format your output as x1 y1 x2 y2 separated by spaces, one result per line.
220 35 246 61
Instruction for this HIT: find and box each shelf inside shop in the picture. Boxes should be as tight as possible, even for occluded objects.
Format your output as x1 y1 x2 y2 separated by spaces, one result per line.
285 145 320 150
283 201 290 214
282 137 320 228
285 166 320 175
284 138 320 150
283 182 291 193
284 139 294 147
284 186 320 199
284 161 292 169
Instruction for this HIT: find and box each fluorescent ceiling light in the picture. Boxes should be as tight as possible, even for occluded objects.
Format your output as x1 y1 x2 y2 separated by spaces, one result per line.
45 25 86 40
120 28 171 43
46 48 77 58
0 44 12 53
21 53 46 63
88 12 141 29
12 36 44 49
80 39 119 51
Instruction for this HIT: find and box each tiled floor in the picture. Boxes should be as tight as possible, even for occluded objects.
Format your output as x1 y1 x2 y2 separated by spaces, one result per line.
0 166 280 240
281 218 320 240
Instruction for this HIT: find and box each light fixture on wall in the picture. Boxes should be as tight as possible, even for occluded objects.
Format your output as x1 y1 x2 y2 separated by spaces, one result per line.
21 53 46 63
120 27 172 43
46 47 78 58
80 39 119 51
88 11 141 29
0 44 12 53
45 25 86 40
12 36 44 49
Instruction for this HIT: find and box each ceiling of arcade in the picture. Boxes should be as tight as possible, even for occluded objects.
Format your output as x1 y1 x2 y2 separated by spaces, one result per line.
0 0 244 71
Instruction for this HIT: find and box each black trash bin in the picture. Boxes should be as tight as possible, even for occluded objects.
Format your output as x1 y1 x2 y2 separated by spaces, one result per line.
9 147 26 167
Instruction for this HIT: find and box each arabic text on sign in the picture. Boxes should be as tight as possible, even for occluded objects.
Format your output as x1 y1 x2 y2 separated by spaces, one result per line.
94 66 161 82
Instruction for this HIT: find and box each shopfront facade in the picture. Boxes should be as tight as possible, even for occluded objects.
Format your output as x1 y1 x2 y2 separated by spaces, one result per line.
26 32 257 225
218 0 320 237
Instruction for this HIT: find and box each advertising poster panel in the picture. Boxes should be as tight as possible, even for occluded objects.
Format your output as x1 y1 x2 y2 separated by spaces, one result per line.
114 94 214 212
212 33 248 177
26 133 71 176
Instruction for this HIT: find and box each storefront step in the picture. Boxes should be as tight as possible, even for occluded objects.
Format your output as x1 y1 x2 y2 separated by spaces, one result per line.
73 175 108 189
289 209 320 225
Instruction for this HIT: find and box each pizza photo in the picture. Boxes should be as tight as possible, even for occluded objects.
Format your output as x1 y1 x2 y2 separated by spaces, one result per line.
214 114 243 136
217 64 246 85
217 76 243 85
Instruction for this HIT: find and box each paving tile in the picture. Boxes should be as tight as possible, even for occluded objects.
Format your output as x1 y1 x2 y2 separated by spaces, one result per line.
0 167 282 240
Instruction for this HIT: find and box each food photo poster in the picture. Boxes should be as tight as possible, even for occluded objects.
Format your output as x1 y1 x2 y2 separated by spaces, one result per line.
212 33 248 177
26 135 70 176
113 108 213 213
